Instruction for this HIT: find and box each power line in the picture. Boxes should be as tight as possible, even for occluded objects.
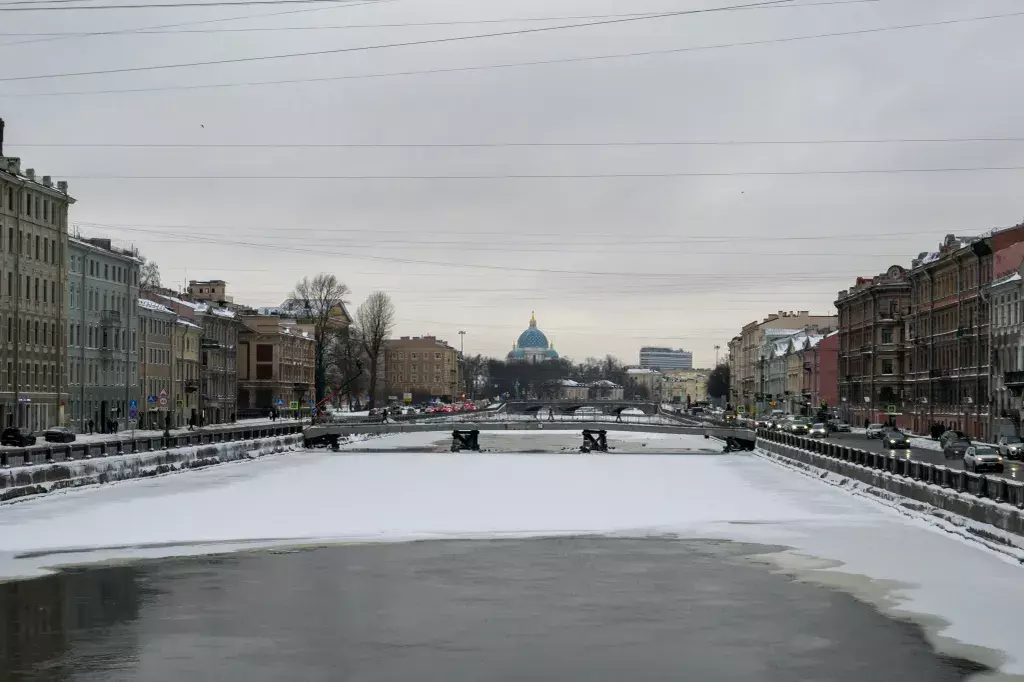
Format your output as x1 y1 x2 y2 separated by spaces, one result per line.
0 0 394 49
47 165 1024 179
0 0 882 33
5 7 1014 98
14 135 1024 149
0 0 797 80
0 0 389 10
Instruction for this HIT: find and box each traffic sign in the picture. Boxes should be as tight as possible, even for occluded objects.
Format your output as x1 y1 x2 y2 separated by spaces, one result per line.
176 399 184 408
288 401 299 410
159 397 168 407
886 404 897 415
129 408 138 420
129 399 138 410
159 388 168 398
275 398 285 406
147 395 157 405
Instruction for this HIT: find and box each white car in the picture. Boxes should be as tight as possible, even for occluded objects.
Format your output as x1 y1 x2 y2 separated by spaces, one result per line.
808 423 828 438
963 445 1004 474
866 423 886 439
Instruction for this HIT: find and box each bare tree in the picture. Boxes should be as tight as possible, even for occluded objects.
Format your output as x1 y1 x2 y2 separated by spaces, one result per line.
355 291 396 409
140 258 161 291
326 326 366 409
288 274 351 404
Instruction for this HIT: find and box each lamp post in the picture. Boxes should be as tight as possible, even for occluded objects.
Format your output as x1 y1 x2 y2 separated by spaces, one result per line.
458 330 466 399
714 344 720 366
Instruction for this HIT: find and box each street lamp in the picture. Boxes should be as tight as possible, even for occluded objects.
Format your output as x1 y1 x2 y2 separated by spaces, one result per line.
458 330 466 399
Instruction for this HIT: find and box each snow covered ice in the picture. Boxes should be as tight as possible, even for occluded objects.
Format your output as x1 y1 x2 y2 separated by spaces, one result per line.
1 429 1023 676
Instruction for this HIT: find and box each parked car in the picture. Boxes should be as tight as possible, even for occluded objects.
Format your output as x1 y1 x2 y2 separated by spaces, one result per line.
943 437 972 460
44 426 76 443
866 423 886 439
1 427 36 447
880 428 910 450
996 435 1023 460
754 418 770 428
808 423 828 438
963 444 1004 473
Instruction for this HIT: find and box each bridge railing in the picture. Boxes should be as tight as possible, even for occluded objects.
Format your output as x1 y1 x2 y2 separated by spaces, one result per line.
0 422 303 471
756 427 1024 509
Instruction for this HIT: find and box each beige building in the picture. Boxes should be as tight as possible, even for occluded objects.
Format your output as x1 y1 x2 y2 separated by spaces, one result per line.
0 152 74 430
732 311 837 412
138 298 176 430
625 368 663 401
385 336 458 402
236 313 315 416
174 317 201 426
662 369 709 404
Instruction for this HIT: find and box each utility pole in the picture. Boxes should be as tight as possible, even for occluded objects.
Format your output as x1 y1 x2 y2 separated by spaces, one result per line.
458 330 466 399
714 344 720 366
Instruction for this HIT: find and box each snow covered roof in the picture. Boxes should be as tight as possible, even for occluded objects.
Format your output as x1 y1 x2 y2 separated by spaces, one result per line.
990 271 1022 288
590 379 620 387
209 306 236 319
626 368 659 375
175 317 202 330
157 293 206 312
560 379 582 387
138 298 174 315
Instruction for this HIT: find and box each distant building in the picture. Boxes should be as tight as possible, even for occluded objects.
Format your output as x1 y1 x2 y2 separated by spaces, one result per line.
174 317 202 427
386 336 459 402
662 369 709 404
639 347 693 371
236 313 315 416
625 368 663 401
138 298 176 430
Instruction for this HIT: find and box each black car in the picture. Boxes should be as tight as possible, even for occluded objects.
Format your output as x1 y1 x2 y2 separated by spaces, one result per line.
943 437 972 460
44 426 76 443
1 427 36 447
880 428 910 450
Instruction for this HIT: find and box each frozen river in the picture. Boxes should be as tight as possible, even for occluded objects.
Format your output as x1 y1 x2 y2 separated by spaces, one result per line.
1 431 1022 679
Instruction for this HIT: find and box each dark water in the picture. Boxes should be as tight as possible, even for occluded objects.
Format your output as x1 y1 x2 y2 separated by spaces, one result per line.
0 538 987 682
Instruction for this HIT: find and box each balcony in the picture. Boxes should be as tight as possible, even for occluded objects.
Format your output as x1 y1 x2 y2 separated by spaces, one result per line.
100 310 121 326
1004 371 1024 388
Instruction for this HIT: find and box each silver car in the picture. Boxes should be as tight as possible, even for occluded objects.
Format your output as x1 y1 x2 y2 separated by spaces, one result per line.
996 435 1023 460
808 423 828 438
964 445 1004 474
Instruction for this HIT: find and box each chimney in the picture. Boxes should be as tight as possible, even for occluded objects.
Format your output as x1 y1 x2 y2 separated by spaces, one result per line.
57 180 68 193
25 168 34 181
42 175 52 187
0 117 4 157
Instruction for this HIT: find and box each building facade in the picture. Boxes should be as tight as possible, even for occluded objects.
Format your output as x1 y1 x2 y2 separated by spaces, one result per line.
236 314 315 416
639 347 693 371
733 311 837 413
67 237 140 433
625 368 663 401
802 331 839 414
385 336 459 402
903 228 1024 440
0 155 73 430
174 318 201 427
835 265 911 429
662 369 708 404
138 298 175 430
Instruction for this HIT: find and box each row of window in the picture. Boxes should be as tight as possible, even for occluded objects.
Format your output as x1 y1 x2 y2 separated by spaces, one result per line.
68 359 133 387
390 375 445 385
68 281 130 317
3 361 60 391
2 271 59 305
4 316 59 347
0 224 61 266
146 347 171 365
69 253 137 286
69 323 131 351
2 185 65 227
389 351 447 361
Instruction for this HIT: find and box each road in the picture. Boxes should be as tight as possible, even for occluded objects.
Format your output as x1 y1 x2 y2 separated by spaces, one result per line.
817 431 1024 482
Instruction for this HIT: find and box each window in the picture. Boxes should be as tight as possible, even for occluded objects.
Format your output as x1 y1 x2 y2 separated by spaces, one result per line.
51 281 55 304
43 239 48 262
881 359 894 375
411 353 418 360
34 321 38 345
42 322 47 347
42 280 47 303
24 275 29 300
34 278 38 301
104 264 109 280
34 236 39 260
882 328 893 344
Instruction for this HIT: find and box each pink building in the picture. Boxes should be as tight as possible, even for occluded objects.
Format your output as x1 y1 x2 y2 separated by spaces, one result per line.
801 332 840 413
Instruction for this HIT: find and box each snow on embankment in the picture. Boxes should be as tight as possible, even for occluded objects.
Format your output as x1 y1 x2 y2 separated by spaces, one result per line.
0 434 304 503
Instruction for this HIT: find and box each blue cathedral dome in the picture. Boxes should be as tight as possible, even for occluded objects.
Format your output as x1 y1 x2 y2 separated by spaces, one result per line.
508 312 558 362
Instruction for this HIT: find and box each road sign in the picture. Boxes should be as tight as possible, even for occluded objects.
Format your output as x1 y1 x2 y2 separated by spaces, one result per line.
275 398 285 406
159 388 168 398
176 399 184 408
147 395 157 405
129 399 138 410
887 404 897 415
129 408 138 420
288 401 299 410
159 397 168 407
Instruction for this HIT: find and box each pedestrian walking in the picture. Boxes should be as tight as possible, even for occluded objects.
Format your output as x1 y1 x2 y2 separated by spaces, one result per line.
87 418 94 435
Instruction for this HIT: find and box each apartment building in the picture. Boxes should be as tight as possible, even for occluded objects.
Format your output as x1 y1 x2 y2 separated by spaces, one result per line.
0 154 73 430
835 265 912 428
661 369 708 404
151 290 239 425
236 313 315 415
67 237 140 433
732 311 837 412
138 298 175 430
174 317 201 427
385 336 458 402
905 226 1024 440
625 367 663 401
803 332 839 414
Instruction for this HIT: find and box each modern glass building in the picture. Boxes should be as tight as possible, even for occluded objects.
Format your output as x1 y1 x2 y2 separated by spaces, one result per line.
639 347 693 371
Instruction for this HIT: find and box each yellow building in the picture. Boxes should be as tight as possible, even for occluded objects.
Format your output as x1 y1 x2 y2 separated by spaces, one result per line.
236 314 316 416
173 318 201 427
662 370 709 404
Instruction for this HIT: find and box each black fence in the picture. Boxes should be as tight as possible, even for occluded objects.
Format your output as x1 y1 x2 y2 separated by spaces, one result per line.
757 428 1024 509
0 422 303 470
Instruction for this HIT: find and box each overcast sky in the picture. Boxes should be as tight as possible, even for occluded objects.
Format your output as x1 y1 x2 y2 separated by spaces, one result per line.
1 0 1022 366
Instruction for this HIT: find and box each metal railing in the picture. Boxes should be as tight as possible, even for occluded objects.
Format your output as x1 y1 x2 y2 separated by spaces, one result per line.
756 427 1024 508
0 422 303 473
